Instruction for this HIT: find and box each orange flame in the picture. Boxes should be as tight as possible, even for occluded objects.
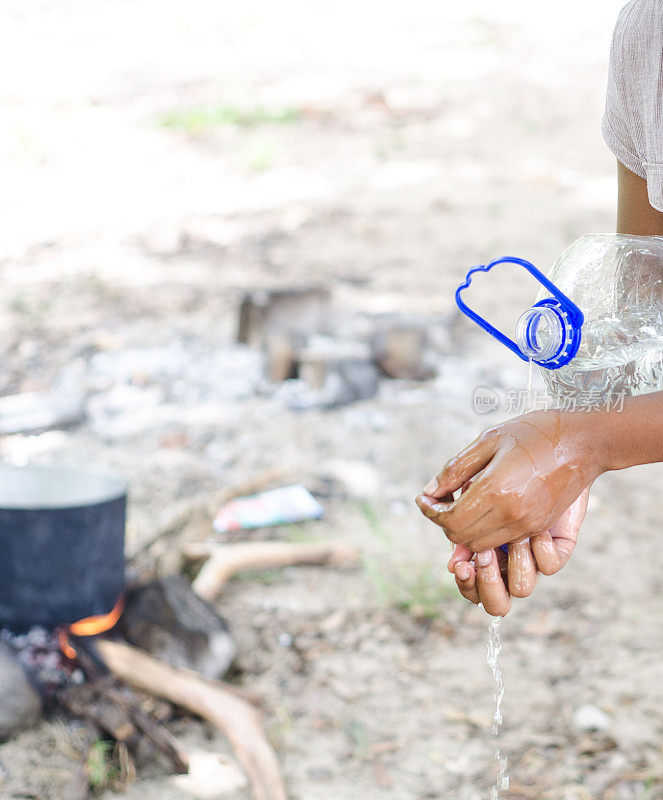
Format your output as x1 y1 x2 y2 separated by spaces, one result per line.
58 630 77 660
59 595 125 660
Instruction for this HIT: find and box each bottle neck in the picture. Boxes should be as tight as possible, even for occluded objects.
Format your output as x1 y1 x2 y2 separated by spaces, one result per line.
515 305 565 362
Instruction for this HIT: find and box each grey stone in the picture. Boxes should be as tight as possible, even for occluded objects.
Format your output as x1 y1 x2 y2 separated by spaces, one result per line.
264 333 298 383
292 337 379 408
0 389 86 435
573 704 610 732
0 641 42 739
370 315 435 380
237 286 331 348
120 575 236 681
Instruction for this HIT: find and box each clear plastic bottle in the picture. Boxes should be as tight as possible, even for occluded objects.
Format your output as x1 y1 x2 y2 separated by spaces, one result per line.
456 234 663 404
522 234 663 401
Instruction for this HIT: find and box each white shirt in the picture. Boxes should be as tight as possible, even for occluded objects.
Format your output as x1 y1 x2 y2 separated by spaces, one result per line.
602 0 663 210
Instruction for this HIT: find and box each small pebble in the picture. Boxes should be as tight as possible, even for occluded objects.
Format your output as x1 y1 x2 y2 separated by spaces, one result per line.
307 766 333 782
573 704 610 732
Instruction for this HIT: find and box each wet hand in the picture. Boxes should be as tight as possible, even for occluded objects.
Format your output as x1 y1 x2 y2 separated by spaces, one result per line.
445 488 589 616
415 410 602 556
447 544 529 617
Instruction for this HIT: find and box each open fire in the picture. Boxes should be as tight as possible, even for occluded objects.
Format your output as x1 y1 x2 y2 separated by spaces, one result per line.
58 595 125 662
0 596 125 700
0 465 326 799
0 575 252 791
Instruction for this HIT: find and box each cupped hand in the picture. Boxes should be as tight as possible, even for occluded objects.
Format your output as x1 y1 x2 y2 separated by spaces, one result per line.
415 410 602 555
444 487 590 616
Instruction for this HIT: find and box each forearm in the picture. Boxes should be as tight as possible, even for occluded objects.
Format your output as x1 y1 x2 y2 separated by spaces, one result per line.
597 390 663 471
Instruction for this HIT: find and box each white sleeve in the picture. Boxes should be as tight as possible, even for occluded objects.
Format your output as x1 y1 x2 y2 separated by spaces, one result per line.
601 3 647 179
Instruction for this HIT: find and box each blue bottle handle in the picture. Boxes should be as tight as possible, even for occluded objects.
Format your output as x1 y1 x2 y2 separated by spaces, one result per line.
456 256 584 369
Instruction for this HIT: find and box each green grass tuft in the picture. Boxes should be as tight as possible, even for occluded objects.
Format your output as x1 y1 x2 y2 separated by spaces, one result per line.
359 500 456 619
87 740 116 791
158 104 299 135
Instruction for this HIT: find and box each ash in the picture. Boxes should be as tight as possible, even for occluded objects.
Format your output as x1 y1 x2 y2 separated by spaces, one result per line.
1 627 85 694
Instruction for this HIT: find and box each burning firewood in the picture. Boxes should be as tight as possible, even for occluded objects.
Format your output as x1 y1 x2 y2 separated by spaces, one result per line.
95 638 287 800
56 638 189 778
58 680 137 743
99 683 189 774
184 539 359 600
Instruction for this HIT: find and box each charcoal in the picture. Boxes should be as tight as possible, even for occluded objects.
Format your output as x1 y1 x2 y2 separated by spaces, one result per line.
0 641 43 739
1 627 83 696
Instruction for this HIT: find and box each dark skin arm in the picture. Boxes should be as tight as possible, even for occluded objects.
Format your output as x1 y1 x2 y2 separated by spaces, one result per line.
417 396 663 548
415 160 663 617
617 160 663 235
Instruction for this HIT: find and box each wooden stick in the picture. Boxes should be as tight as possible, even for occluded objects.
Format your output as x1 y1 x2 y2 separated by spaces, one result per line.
58 676 188 774
99 684 189 774
186 540 359 600
130 467 287 563
96 639 287 800
57 684 137 743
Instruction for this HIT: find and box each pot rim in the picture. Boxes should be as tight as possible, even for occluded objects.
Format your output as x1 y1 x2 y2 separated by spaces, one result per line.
0 464 128 510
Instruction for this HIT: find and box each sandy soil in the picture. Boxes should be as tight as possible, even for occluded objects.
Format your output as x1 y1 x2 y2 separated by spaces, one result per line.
3 1 663 799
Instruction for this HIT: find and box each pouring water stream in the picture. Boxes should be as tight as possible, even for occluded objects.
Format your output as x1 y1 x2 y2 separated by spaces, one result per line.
487 618 508 799
487 358 533 799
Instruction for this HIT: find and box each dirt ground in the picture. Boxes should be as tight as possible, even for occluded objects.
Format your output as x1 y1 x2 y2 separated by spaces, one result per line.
3 1 663 799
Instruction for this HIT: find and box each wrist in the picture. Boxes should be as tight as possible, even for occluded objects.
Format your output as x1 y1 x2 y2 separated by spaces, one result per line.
595 391 663 472
593 408 622 473
572 410 613 479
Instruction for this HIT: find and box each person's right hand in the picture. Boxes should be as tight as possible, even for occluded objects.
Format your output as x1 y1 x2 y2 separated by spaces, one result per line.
445 487 589 616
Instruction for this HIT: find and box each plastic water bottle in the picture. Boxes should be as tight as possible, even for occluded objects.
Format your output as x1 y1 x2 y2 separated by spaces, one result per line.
456 234 663 404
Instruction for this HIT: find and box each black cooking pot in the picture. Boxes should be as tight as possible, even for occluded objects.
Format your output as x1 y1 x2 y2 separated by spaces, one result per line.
0 465 127 632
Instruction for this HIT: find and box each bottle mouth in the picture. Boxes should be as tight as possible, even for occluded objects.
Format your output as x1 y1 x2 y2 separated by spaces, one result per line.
515 306 565 362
